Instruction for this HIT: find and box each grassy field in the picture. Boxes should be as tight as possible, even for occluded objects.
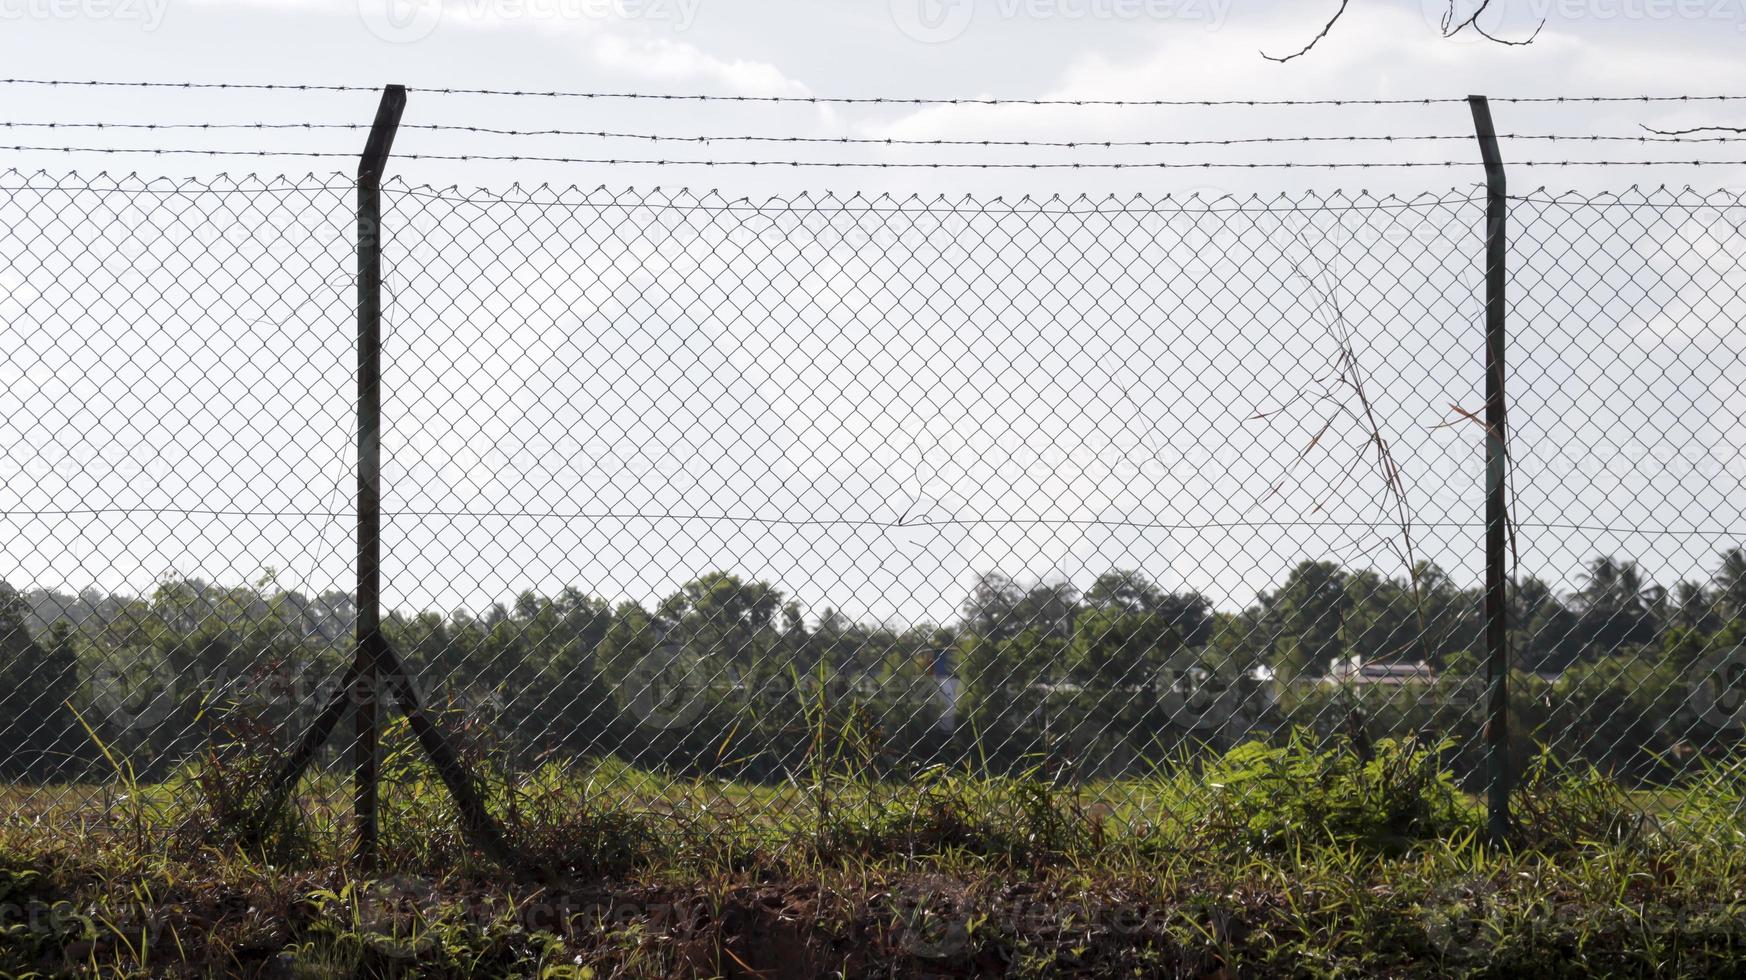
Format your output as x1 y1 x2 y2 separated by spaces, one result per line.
6 733 1746 978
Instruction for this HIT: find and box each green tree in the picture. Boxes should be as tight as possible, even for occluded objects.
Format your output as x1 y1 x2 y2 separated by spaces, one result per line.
1268 560 1351 679
957 628 1057 772
594 600 657 691
1072 570 1210 686
491 588 614 751
1513 575 1581 672
1012 581 1081 640
657 572 784 684
1069 604 1166 688
1669 580 1721 635
1572 557 1662 658
960 572 1025 640
1083 570 1162 613
1717 547 1746 621
0 585 87 780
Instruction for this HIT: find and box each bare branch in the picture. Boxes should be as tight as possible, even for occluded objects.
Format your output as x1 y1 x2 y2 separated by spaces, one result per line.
1263 0 1540 63
1469 17 1545 45
1443 0 1544 45
1641 123 1746 136
1261 0 1350 63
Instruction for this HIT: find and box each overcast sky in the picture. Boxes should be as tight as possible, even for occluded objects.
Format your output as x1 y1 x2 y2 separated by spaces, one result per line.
2 1 1744 623
3 0 1746 193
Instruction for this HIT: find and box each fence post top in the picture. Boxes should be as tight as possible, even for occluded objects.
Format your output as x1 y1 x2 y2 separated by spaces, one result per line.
358 84 408 184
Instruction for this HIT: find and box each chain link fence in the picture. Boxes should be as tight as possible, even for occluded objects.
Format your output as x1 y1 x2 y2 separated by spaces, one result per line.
2 168 1743 848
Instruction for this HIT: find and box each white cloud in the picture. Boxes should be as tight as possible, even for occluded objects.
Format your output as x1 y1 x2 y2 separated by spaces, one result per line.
860 3 1746 184
587 34 812 98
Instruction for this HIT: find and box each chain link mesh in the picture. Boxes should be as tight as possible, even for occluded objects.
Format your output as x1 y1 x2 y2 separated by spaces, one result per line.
2 169 1743 846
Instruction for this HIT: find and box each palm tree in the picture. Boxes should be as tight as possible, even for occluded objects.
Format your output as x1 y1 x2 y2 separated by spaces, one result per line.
1717 548 1746 620
1572 556 1661 657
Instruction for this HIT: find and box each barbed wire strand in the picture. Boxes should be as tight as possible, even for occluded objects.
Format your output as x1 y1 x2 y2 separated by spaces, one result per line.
5 122 1746 147
5 79 1746 106
6 145 1746 167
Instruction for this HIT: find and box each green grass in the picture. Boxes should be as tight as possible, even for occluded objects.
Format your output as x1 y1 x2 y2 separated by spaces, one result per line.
6 733 1746 977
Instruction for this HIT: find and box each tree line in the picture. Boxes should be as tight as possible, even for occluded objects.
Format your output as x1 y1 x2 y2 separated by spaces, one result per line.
3 548 1743 784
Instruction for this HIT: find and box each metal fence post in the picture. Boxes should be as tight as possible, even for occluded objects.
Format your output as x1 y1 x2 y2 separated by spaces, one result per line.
249 88 517 867
1468 94 1511 843
354 84 407 868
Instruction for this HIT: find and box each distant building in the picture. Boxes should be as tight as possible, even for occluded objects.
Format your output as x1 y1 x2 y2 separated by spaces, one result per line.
1326 656 1435 686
